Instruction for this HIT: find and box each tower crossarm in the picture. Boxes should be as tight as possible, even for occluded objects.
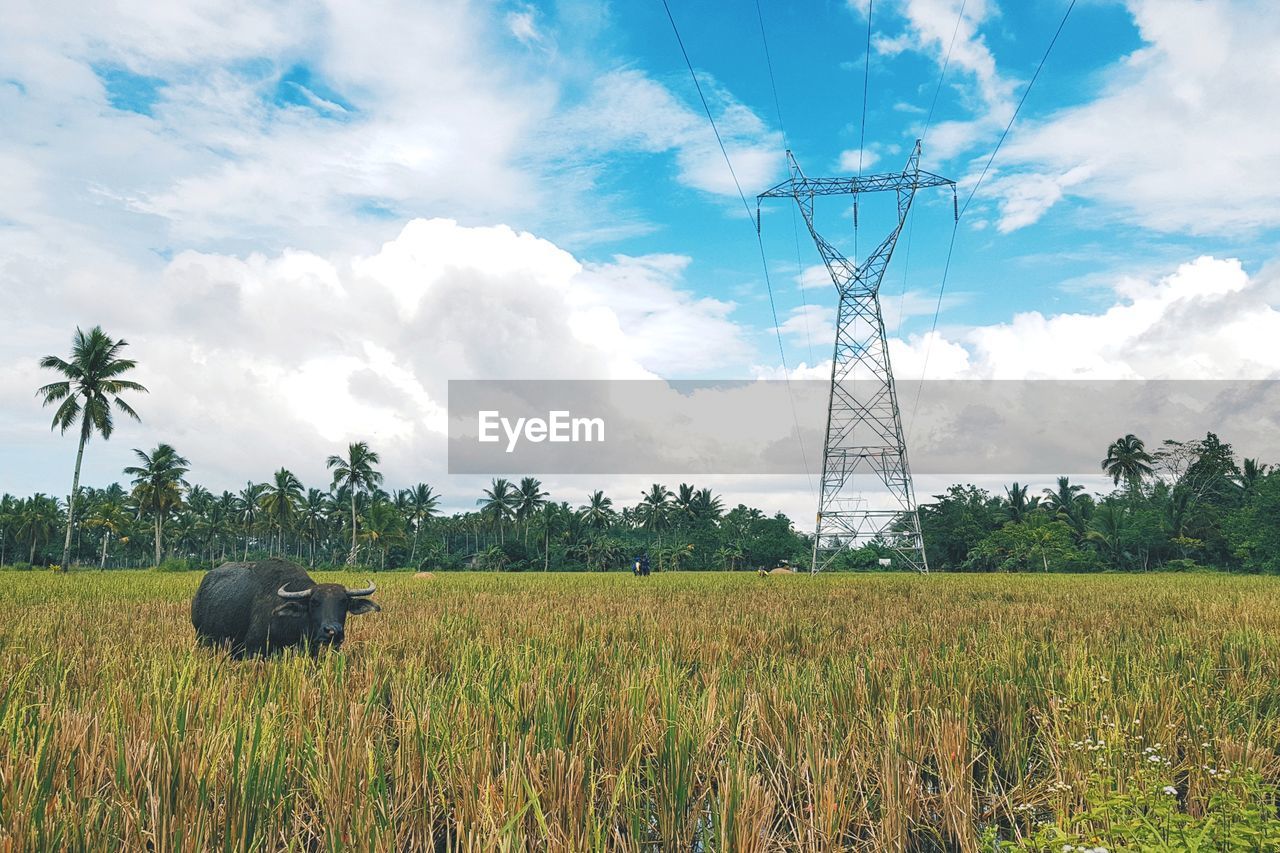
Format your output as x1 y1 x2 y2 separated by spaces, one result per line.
756 141 956 299
757 170 954 200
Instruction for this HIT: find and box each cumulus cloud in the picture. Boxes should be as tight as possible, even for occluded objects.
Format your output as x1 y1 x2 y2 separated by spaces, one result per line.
0 0 557 260
890 256 1280 380
0 219 752 496
992 0 1280 234
768 256 1280 384
0 0 785 265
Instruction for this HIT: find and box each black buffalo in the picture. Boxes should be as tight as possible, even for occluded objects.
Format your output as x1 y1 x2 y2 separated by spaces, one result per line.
191 558 381 658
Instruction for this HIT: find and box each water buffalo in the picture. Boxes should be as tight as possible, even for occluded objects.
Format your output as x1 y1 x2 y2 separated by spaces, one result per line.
191 558 381 658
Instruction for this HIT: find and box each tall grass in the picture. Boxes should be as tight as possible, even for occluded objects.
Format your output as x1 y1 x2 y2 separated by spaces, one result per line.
1 572 1278 849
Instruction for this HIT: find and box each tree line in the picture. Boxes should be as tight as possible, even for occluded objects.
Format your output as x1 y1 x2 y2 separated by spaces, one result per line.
6 326 1278 573
4 327 805 571
911 432 1279 573
0 456 804 572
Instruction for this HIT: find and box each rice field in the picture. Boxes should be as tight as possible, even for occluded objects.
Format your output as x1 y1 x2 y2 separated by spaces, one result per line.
1 571 1279 851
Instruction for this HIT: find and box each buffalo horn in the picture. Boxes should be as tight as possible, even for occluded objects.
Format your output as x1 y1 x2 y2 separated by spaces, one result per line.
277 584 313 600
346 581 376 597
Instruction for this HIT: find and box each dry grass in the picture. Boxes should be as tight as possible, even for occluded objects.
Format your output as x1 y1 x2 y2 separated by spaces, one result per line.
1 571 1278 850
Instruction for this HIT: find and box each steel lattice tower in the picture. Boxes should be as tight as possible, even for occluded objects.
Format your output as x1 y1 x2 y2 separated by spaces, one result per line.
758 140 955 573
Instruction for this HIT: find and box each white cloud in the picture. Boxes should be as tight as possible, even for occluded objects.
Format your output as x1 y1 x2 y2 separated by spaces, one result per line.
769 255 1280 384
506 5 547 48
992 0 1280 234
779 304 835 347
867 0 1017 160
988 165 1092 233
837 148 880 172
796 264 831 290
557 69 783 200
0 0 786 265
0 219 752 494
0 0 558 259
892 256 1280 380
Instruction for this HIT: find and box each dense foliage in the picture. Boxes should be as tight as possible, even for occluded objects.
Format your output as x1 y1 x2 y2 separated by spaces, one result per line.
918 433 1279 573
0 451 810 572
4 432 1277 573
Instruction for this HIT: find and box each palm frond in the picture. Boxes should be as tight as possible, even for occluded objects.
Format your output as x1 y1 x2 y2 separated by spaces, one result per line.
113 397 142 422
49 398 81 434
37 381 72 402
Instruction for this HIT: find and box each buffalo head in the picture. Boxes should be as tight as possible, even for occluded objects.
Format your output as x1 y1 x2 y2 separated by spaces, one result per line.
274 581 380 649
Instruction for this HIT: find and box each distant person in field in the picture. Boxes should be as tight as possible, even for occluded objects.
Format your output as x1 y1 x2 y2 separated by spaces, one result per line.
633 555 642 576
640 553 651 577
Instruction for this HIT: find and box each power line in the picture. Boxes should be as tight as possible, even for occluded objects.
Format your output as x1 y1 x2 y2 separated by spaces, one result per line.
908 0 1078 435
890 0 962 358
660 0 814 494
754 0 787 151
856 0 873 178
897 0 965 346
755 0 815 366
922 0 968 145
659 0 753 219
959 0 1077 221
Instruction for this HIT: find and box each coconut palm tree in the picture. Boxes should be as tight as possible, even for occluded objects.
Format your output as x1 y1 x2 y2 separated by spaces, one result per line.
673 483 698 525
401 484 440 564
715 542 744 571
300 488 328 567
691 487 724 522
83 483 130 569
360 499 404 571
532 502 565 571
0 493 18 565
1086 502 1129 570
326 442 383 565
193 491 237 565
1102 434 1154 492
581 490 614 531
15 494 62 565
515 477 548 543
37 326 147 569
1043 476 1091 534
637 483 672 546
235 482 267 559
1003 482 1041 523
259 468 304 557
478 478 516 544
124 444 190 566
1240 457 1271 496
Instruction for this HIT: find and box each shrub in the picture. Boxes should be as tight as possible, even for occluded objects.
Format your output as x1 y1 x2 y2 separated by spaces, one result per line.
1162 557 1213 573
1030 766 1280 851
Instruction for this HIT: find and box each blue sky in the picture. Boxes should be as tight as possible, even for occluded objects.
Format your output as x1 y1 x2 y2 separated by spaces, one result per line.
2 0 1279 517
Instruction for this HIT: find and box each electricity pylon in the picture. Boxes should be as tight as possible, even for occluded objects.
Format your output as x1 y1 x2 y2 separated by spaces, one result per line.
758 140 955 573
